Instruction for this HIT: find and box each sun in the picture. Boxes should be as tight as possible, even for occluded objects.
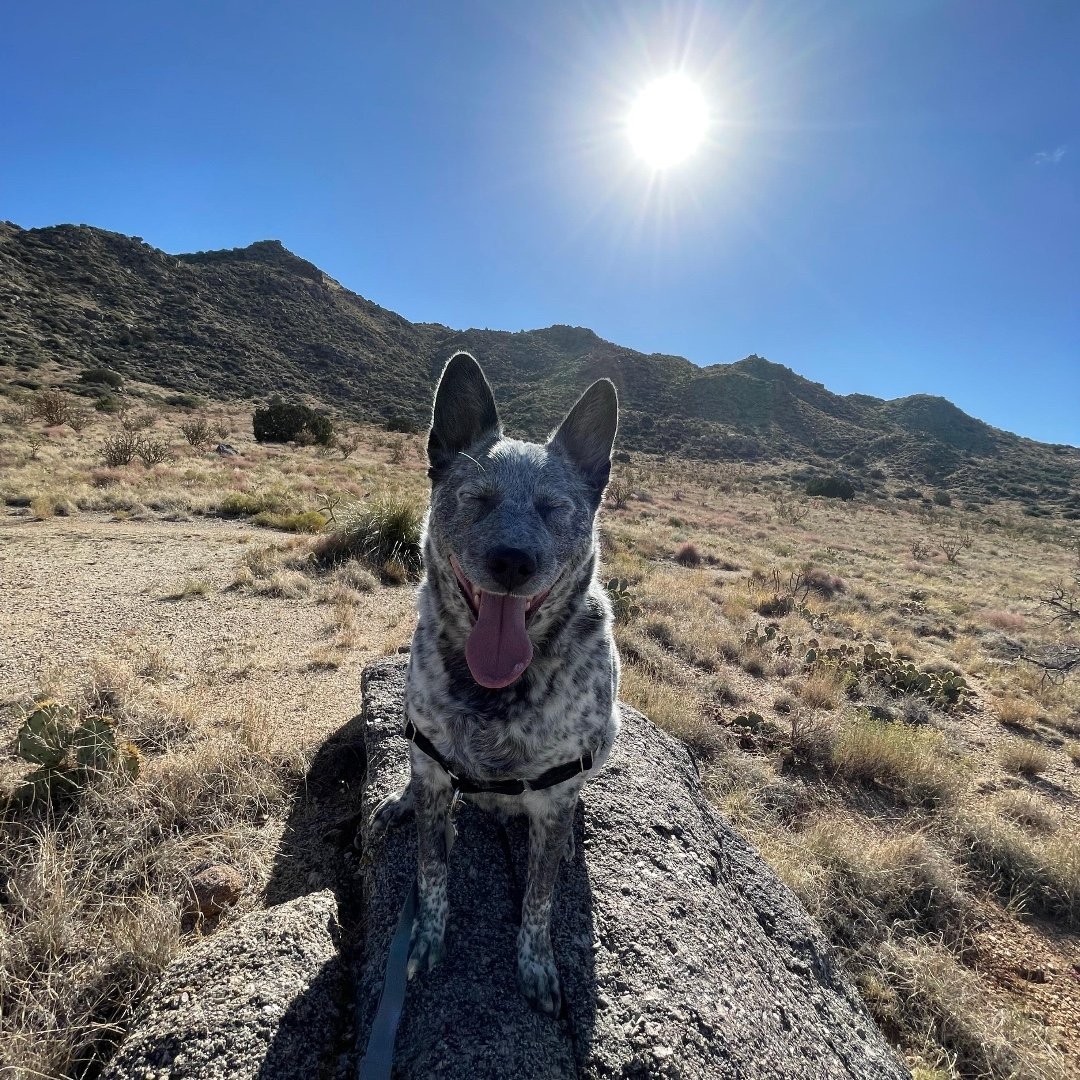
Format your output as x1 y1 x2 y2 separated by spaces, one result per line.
626 74 709 170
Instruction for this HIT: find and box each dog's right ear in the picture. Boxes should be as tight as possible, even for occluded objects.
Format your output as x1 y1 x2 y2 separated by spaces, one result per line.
427 352 501 479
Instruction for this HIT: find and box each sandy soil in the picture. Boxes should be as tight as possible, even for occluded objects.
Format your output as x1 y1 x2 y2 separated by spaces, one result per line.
0 511 417 746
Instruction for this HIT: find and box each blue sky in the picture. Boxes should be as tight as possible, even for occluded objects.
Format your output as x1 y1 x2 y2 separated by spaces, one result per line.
2 1 1077 445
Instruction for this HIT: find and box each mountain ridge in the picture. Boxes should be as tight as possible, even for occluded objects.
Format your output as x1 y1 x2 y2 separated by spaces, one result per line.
1 221 1077 510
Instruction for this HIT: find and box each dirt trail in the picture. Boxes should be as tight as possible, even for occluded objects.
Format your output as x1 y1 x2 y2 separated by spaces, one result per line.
0 512 416 745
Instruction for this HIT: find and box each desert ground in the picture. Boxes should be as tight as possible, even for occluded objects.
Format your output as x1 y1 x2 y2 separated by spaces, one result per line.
1 385 1078 1080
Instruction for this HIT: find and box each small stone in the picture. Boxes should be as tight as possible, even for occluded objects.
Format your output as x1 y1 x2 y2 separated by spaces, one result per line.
188 864 244 917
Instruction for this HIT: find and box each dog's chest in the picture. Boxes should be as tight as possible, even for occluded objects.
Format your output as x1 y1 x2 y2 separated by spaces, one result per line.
407 637 613 779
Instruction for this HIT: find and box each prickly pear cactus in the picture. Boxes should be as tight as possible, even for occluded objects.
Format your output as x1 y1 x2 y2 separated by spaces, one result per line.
605 577 640 623
7 701 141 807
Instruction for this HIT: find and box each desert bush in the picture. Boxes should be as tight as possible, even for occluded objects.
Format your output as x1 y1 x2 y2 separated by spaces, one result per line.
335 430 360 459
674 541 702 567
121 409 157 433
387 436 408 464
982 609 1025 631
79 366 123 389
217 492 286 517
772 494 810 525
66 408 92 433
179 416 213 449
94 395 122 413
805 475 856 500
31 389 73 426
606 477 631 509
101 430 140 467
931 490 952 507
252 398 334 447
798 667 846 710
955 809 1079 924
311 495 423 582
878 938 1071 1080
803 566 846 598
937 529 972 564
134 438 170 466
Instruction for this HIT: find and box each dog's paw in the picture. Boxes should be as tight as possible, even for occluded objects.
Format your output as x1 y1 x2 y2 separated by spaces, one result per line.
406 919 445 979
517 951 562 1015
369 787 414 841
563 830 576 864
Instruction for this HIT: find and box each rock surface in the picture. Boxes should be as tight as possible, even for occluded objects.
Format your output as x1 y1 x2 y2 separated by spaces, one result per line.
103 658 909 1079
101 890 343 1080
188 864 245 918
357 657 910 1079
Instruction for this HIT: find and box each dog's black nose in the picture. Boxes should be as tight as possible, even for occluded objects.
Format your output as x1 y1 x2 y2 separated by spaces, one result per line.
486 546 538 592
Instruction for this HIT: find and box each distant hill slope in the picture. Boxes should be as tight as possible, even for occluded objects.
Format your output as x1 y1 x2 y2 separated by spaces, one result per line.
1 221 1077 508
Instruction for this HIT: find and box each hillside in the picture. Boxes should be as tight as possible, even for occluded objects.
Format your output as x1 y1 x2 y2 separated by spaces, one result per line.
1 221 1077 508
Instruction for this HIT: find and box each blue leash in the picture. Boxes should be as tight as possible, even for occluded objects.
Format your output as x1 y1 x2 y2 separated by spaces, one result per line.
357 879 417 1079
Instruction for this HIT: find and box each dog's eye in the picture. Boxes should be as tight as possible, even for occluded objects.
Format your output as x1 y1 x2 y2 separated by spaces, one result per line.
536 499 571 520
458 489 495 509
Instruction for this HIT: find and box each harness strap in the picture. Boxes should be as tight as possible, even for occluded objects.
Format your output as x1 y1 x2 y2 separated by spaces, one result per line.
403 718 593 795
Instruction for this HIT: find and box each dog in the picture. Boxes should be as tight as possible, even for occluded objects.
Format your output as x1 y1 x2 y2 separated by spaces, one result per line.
370 351 620 1014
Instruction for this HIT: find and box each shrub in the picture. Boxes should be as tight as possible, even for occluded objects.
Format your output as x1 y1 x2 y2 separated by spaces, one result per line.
165 392 200 409
253 398 334 446
179 416 213 449
218 492 285 517
79 366 123 389
997 739 1051 776
312 495 424 582
121 409 157 433
31 389 73 427
956 810 1079 924
94 395 122 413
931 490 952 507
385 414 421 434
895 486 922 501
134 438 170 465
805 475 856 500
675 542 702 567
101 431 140 467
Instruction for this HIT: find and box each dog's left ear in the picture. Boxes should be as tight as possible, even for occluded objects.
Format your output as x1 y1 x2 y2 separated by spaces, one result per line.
550 379 619 495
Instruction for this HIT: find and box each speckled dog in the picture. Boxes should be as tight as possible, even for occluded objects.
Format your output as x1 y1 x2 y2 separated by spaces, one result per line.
371 351 620 1014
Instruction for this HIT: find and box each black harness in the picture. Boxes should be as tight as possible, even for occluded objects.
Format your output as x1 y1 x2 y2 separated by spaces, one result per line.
403 718 594 796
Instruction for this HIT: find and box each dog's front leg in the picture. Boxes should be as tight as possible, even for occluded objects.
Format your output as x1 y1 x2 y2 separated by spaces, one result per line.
407 762 454 978
517 794 576 1014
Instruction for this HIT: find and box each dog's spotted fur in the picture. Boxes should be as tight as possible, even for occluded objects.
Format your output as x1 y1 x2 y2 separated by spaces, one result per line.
371 352 620 1013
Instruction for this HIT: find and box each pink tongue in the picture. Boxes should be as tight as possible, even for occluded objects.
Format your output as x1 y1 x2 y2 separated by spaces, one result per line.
465 591 533 688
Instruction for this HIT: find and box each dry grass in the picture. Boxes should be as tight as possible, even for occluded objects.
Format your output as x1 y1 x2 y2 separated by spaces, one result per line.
954 809 1080 924
996 739 1052 776
831 716 958 806
0 662 304 1078
878 939 1070 1080
796 666 847 710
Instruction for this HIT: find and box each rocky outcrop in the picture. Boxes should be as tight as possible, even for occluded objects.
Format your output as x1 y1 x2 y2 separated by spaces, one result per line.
357 657 909 1079
102 657 909 1079
101 890 343 1080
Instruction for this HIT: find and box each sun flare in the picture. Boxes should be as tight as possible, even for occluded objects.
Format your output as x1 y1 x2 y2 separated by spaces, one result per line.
626 74 709 169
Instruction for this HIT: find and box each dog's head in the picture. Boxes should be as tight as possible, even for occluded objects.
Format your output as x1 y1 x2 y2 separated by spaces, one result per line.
424 351 618 689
